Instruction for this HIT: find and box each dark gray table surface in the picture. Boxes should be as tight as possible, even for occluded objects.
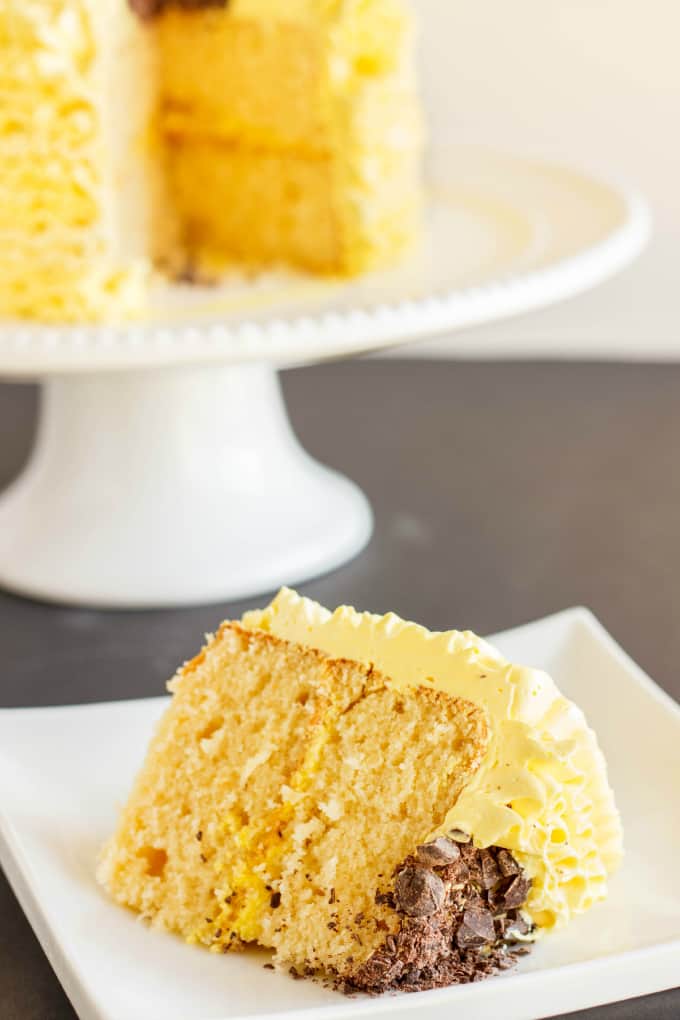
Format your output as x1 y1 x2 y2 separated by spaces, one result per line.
1 359 678 1020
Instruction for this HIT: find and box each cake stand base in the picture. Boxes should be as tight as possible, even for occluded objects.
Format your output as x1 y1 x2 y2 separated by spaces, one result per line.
0 365 372 608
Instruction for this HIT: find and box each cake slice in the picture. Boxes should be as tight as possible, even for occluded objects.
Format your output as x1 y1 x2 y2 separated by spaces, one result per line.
99 591 622 992
99 622 526 989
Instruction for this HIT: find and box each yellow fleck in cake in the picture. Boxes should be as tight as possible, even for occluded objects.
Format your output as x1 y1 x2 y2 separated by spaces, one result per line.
98 590 623 994
0 0 423 323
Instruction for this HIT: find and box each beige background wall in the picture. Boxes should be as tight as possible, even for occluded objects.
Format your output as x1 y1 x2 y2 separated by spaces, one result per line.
409 0 679 356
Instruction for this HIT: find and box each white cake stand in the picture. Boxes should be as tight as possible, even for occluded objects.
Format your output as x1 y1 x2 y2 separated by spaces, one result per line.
0 147 650 608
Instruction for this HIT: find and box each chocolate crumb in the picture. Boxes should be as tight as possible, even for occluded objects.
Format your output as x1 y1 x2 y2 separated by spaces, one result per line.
346 843 533 995
479 849 501 890
416 837 461 867
264 963 275 970
270 892 281 909
502 874 531 910
394 866 445 917
456 904 496 949
199 853 207 863
506 914 530 939
496 848 521 877
329 888 336 905
196 830 203 842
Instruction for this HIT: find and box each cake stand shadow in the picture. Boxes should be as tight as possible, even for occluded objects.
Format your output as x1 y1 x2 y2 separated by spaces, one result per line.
0 147 650 607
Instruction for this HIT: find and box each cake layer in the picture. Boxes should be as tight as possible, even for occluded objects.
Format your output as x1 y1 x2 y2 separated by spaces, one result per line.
167 143 340 272
166 139 421 275
98 623 489 977
155 0 423 276
156 1 416 150
243 590 624 932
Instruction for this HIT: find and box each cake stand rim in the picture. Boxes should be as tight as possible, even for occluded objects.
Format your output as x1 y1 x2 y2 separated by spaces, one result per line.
0 149 651 381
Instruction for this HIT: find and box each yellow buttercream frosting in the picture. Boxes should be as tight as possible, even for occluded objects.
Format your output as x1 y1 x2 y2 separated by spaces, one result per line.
243 588 623 933
0 0 165 321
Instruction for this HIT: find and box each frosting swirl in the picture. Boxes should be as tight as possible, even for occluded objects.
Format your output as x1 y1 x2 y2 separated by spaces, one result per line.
243 588 623 932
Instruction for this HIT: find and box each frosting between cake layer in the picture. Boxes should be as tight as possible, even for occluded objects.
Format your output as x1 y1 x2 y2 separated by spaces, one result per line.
243 589 623 932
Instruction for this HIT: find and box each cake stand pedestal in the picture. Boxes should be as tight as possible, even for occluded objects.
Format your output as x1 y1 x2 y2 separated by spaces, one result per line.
0 148 650 607
0 364 371 607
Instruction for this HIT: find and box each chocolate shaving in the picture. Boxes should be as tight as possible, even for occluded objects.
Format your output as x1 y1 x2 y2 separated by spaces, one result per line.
496 848 521 877
415 837 461 867
456 904 496 949
479 849 502 890
394 866 445 918
346 843 534 995
502 874 531 910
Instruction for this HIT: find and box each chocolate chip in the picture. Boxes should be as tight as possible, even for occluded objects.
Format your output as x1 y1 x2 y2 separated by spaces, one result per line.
270 891 281 909
502 874 531 910
394 866 446 917
346 842 534 995
479 849 501 890
416 838 461 867
456 904 496 950
496 849 521 877
459 844 483 886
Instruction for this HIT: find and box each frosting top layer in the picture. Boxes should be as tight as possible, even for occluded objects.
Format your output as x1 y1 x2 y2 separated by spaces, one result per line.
243 588 623 932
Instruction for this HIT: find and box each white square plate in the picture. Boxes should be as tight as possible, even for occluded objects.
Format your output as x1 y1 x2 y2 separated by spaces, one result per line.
1 608 679 1020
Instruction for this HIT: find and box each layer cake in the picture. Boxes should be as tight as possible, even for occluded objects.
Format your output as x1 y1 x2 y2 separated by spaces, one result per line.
0 0 423 322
